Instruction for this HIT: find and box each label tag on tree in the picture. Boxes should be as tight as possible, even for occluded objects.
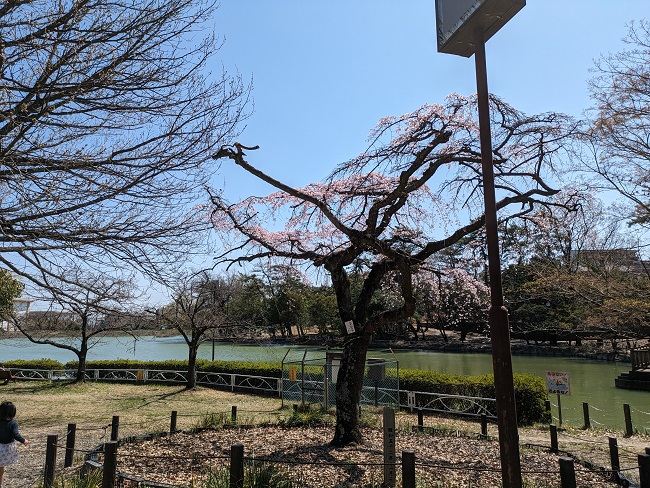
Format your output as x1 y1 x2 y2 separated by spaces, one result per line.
344 320 355 334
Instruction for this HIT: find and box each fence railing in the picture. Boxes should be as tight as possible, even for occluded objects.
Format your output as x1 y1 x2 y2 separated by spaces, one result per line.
8 367 495 420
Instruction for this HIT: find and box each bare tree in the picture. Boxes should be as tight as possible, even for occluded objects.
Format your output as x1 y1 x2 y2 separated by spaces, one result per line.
11 267 139 382
154 272 248 389
581 21 650 228
0 0 249 289
210 95 578 445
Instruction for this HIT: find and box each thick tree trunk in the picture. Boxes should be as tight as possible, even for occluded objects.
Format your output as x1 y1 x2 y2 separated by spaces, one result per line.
331 334 370 446
75 343 87 383
75 330 89 383
187 345 198 389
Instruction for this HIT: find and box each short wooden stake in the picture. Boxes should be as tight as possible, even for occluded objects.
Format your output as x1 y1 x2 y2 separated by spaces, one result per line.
609 437 620 472
230 443 244 488
110 415 119 441
417 408 423 432
545 399 552 419
170 410 177 434
639 452 650 488
480 414 488 438
44 434 58 488
559 456 576 488
582 402 590 429
231 405 237 423
550 424 559 453
102 441 117 488
402 450 415 488
624 404 633 436
65 423 77 468
383 407 396 488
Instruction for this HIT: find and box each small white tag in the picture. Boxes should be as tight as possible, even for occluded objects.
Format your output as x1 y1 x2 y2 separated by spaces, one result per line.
344 320 355 334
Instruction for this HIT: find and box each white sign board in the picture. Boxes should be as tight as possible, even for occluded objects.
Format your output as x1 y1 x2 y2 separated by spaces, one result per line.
435 0 525 57
344 320 355 334
545 371 571 395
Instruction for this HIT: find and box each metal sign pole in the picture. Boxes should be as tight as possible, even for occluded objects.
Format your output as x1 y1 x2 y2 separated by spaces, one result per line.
473 28 523 488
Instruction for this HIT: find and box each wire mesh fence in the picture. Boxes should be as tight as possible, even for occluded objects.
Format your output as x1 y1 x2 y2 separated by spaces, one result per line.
281 350 399 409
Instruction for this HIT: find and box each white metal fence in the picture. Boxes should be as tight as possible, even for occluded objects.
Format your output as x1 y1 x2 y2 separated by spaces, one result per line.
7 367 496 419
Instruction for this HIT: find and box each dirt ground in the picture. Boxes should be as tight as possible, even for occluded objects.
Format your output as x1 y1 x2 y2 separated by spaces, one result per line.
1 382 649 488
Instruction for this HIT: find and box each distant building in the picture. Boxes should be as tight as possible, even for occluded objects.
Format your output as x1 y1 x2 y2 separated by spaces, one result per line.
570 249 649 275
1 298 32 332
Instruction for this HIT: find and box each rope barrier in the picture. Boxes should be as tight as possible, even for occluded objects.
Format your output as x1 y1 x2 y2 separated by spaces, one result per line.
52 443 95 455
49 406 650 486
590 405 615 413
560 432 610 445
117 452 231 461
631 407 650 416
75 426 108 432
416 460 502 473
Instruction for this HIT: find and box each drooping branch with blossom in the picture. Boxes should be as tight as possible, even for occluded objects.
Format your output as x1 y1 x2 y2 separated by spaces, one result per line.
209 94 577 446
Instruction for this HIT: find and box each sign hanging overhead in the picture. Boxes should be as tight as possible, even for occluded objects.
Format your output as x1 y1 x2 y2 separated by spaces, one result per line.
435 0 525 57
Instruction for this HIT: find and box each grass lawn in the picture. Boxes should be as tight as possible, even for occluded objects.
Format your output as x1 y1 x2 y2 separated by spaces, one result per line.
4 381 286 436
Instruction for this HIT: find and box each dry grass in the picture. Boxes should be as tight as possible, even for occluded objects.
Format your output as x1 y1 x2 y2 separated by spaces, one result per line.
1 381 648 487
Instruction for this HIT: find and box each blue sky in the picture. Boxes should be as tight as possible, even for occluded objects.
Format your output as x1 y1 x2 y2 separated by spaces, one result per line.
211 1 648 199
147 2 648 304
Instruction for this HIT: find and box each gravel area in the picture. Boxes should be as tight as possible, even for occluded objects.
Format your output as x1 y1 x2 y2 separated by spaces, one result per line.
115 425 621 487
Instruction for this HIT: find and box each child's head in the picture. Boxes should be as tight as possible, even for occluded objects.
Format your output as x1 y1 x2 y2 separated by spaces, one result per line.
0 401 16 420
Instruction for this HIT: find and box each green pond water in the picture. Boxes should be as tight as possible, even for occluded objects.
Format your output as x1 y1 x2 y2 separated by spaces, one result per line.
1 335 648 432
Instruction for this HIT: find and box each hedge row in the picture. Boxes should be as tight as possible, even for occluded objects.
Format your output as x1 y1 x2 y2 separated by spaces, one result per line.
399 369 548 425
3 359 548 424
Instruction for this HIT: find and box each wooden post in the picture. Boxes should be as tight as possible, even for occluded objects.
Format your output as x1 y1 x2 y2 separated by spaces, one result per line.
609 437 620 473
559 456 576 488
231 405 237 423
550 424 559 453
110 415 119 441
582 402 591 429
230 443 244 488
417 408 423 432
44 434 58 488
557 394 563 426
170 410 177 434
624 404 633 436
402 450 416 488
383 407 396 488
102 441 117 488
639 452 650 488
481 414 488 438
545 399 552 420
65 423 77 468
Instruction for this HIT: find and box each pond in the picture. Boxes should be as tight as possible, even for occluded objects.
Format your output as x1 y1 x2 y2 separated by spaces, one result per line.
1 335 648 432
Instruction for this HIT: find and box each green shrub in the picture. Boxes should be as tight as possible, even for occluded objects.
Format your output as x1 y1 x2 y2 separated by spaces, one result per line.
65 359 283 378
278 406 332 428
3 359 64 370
400 368 548 425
